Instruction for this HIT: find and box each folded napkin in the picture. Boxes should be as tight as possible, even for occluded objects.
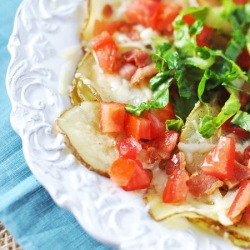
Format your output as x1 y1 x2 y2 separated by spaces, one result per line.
0 1 114 249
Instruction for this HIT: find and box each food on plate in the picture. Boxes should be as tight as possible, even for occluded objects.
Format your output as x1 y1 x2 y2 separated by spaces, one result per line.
55 0 250 247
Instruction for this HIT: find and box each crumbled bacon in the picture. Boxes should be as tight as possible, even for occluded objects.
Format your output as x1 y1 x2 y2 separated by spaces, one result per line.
224 160 250 190
118 22 141 41
143 131 178 163
130 63 158 86
103 4 113 17
122 49 150 67
118 63 137 81
164 152 186 175
187 170 224 197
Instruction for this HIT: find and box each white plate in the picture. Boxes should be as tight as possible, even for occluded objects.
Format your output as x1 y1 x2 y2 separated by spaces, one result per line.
6 0 243 249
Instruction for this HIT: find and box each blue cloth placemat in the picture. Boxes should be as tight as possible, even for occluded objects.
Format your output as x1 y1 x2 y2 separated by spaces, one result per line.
0 1 114 250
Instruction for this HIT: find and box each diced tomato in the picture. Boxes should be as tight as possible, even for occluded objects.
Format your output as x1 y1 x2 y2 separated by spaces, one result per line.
116 137 142 159
144 111 165 139
126 0 160 28
182 14 196 26
151 102 176 123
227 179 250 219
162 168 189 203
201 136 236 180
93 20 120 36
91 31 118 73
151 2 182 33
125 114 151 140
236 47 250 71
99 102 126 133
196 25 213 48
221 117 249 138
242 204 250 225
149 130 179 156
109 158 151 191
187 170 223 197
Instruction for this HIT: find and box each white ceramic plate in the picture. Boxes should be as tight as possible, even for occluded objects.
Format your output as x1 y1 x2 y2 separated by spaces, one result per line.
6 0 243 249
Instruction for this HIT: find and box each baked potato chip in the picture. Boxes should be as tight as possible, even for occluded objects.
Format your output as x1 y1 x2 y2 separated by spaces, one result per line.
71 52 152 106
55 101 119 176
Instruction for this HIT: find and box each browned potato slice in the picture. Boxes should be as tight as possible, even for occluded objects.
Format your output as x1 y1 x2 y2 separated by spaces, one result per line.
145 173 236 226
71 52 152 105
55 101 119 176
188 217 250 248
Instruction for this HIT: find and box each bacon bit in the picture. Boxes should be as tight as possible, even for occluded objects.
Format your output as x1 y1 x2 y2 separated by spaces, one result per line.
242 205 250 225
130 63 158 86
145 147 172 164
146 147 159 164
118 22 141 41
239 82 250 111
118 63 137 81
164 152 186 175
187 170 224 197
103 4 113 17
233 161 250 183
224 160 250 190
224 178 240 190
122 49 150 67
244 145 250 165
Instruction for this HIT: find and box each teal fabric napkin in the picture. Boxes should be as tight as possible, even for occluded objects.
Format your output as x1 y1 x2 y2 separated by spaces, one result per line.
0 1 114 249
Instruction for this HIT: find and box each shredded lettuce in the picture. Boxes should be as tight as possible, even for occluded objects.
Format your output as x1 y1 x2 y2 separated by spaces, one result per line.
231 110 250 132
125 1 250 138
198 93 241 138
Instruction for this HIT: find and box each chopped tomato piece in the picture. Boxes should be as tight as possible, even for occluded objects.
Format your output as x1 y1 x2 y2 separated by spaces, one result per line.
201 136 235 180
163 168 189 203
116 137 142 159
196 25 213 48
221 117 249 138
125 114 151 140
99 102 126 133
91 31 118 73
149 130 179 157
187 170 223 197
151 102 176 123
93 20 120 36
126 0 160 28
182 14 196 26
227 179 250 219
236 47 250 71
109 158 151 191
151 2 182 33
144 111 165 139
